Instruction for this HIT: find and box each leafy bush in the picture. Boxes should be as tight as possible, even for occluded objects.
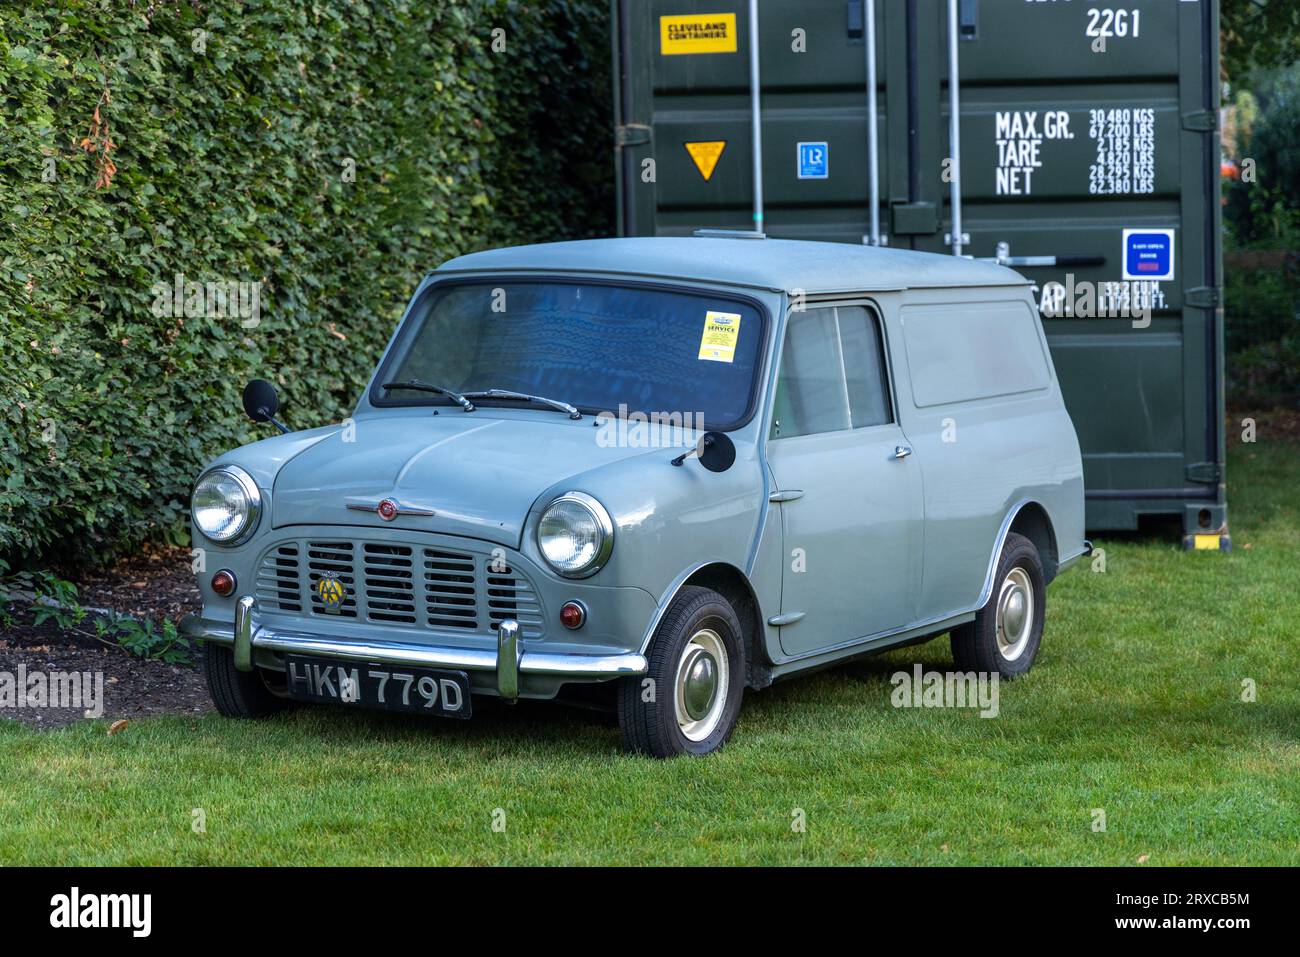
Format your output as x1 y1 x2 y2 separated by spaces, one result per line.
1223 65 1300 409
0 1 612 567
1229 334 1300 409
93 611 193 666
0 558 191 661
0 558 85 629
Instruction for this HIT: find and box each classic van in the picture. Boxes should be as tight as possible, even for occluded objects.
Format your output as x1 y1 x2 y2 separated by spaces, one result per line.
184 237 1087 757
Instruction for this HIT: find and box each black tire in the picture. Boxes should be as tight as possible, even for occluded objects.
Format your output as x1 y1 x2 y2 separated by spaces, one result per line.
617 585 746 758
950 532 1046 678
204 642 290 718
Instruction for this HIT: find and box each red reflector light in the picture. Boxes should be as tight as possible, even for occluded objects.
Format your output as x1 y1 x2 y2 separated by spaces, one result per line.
559 601 586 630
211 570 237 597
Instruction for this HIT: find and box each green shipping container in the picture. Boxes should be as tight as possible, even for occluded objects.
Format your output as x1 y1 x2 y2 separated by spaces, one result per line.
613 0 1227 545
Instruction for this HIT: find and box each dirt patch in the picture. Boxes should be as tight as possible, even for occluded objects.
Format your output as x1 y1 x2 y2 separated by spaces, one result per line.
73 544 202 621
0 625 211 730
1 546 209 730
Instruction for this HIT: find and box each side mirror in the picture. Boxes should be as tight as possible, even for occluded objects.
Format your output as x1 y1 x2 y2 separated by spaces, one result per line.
242 379 279 423
671 431 736 472
698 431 736 472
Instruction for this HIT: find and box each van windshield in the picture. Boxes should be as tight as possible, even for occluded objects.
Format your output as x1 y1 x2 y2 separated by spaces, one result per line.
372 280 766 430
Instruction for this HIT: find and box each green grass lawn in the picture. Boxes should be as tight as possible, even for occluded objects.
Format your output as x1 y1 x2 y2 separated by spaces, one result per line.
2 441 1296 865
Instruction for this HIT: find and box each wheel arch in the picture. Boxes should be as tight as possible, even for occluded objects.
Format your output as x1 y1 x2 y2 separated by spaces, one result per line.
1007 501 1060 584
640 562 771 690
976 499 1061 609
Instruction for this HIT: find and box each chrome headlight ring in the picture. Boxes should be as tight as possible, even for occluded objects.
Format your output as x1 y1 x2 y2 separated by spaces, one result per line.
191 465 262 547
535 491 614 579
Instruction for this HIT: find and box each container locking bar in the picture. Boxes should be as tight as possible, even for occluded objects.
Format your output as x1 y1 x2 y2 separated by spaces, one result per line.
977 241 1105 269
864 0 881 246
946 0 964 257
747 0 765 237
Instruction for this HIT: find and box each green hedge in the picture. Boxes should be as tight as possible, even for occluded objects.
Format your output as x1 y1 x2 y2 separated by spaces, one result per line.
1223 65 1300 409
0 1 612 565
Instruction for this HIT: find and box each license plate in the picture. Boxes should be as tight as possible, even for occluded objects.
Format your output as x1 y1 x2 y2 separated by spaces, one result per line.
285 655 472 719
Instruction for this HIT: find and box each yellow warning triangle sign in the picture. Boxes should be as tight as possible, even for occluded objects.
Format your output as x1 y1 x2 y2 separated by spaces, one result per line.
684 141 726 181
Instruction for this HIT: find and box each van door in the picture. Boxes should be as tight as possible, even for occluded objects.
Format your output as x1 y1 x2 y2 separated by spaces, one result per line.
766 303 924 657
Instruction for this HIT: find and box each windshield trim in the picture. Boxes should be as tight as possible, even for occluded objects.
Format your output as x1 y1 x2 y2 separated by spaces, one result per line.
367 275 772 432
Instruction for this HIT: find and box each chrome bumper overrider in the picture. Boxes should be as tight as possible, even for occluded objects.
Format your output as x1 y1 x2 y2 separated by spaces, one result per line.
181 595 647 701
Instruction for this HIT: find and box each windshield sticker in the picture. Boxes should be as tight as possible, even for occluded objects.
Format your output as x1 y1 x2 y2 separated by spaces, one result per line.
698 311 742 363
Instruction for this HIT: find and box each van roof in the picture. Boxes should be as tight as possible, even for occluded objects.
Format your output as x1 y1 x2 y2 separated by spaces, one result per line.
435 237 1028 294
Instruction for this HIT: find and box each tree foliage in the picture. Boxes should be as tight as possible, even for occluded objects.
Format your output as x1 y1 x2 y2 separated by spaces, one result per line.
1223 0 1300 78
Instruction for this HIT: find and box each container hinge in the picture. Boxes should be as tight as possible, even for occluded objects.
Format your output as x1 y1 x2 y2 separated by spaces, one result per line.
1186 462 1222 484
615 124 652 147
1181 110 1217 133
1184 286 1222 308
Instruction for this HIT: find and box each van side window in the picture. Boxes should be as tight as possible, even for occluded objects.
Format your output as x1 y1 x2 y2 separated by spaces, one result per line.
770 304 892 439
838 305 892 428
771 308 848 438
900 301 1050 407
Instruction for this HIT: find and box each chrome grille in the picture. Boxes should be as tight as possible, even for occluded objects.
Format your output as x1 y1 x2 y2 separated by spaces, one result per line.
254 537 544 637
364 543 417 623
423 548 478 630
307 541 358 618
486 562 543 633
255 543 302 613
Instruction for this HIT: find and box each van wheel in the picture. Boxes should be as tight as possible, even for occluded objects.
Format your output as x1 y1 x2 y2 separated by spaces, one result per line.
617 586 746 758
950 532 1045 678
204 642 290 718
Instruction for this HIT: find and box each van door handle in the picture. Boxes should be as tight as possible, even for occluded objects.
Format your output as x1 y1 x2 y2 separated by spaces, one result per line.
893 445 912 459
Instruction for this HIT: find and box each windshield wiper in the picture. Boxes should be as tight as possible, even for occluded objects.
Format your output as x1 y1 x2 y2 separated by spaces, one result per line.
460 388 582 420
382 380 476 412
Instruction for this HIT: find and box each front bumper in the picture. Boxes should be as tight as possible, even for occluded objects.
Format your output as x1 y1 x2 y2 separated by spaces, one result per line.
182 595 648 701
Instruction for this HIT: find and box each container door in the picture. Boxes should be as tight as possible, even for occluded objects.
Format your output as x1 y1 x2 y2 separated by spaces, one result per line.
615 0 1225 538
927 0 1225 538
616 0 890 240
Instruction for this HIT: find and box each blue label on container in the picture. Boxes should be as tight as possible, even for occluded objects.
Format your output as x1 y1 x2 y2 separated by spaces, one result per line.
1122 229 1175 281
797 141 829 180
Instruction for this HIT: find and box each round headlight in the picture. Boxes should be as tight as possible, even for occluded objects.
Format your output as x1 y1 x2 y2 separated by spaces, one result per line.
192 466 261 545
536 492 614 578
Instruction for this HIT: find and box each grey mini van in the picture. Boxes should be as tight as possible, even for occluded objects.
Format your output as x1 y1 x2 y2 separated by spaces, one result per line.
184 237 1087 757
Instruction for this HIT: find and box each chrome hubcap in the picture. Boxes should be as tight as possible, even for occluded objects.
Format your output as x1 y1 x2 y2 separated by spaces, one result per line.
996 567 1034 661
674 629 729 741
681 649 718 720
